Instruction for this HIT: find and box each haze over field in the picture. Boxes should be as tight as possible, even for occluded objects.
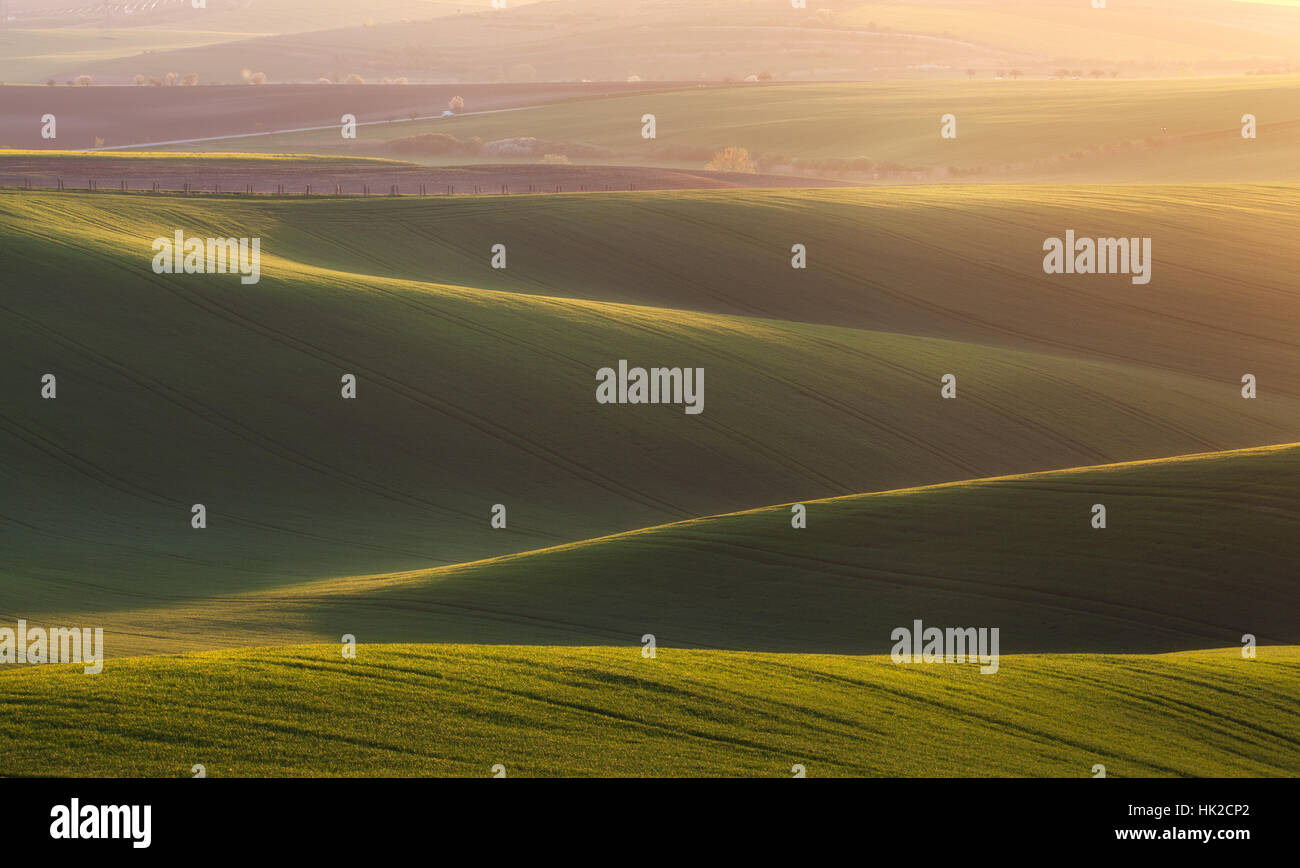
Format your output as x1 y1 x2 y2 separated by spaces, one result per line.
3 0 1299 84
1 0 1298 780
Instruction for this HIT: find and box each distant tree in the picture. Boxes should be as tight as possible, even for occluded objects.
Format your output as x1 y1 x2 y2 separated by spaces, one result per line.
133 74 146 86
757 71 773 81
345 73 365 84
148 76 163 87
317 77 333 84
181 73 199 86
45 79 57 86
1009 69 1022 79
1089 69 1104 79
966 68 975 78
165 72 179 86
706 146 757 174
249 71 268 85
627 74 642 82
448 95 465 112
74 74 93 86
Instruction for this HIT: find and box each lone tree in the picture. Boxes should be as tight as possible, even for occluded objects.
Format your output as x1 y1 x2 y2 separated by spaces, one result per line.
706 146 756 174
449 95 465 112
74 74 93 86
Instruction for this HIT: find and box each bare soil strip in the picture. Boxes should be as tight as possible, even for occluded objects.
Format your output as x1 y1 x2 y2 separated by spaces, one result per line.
0 157 852 194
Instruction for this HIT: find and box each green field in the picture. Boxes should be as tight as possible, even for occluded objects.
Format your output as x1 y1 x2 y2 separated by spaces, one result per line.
151 77 1300 184
19 442 1296 658
1 645 1295 777
2 183 1297 776
3 186 1298 638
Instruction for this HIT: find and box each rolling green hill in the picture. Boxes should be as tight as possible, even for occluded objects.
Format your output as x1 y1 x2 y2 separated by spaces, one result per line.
1 187 1298 649
55 443 1300 657
1 644 1295 777
13 184 1294 390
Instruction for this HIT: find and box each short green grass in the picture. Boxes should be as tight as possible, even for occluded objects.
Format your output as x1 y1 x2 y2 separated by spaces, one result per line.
1 644 1294 777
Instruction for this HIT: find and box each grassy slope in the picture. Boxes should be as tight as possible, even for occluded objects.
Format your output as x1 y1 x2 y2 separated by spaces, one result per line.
1 188 1297 633
0 644 1295 777
165 77 1300 182
67 185 1300 393
71 443 1300 657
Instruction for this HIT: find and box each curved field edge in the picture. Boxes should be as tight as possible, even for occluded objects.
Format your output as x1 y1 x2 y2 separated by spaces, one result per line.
6 187 1299 622
53 443 1300 658
0 644 1295 778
